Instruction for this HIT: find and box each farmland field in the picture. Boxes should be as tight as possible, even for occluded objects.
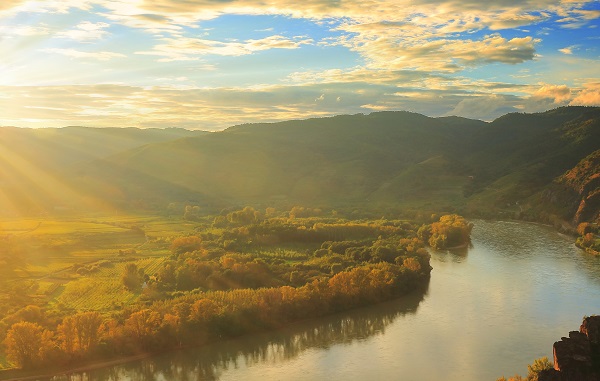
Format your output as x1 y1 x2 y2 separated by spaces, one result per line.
0 213 197 316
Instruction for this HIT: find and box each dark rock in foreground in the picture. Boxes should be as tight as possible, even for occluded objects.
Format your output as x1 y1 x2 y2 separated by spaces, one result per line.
538 316 600 381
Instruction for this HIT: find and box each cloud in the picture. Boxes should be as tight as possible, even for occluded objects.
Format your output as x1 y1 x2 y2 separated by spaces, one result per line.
518 83 573 112
136 35 313 61
3 0 598 34
559 46 574 55
447 94 516 120
42 48 125 60
2 1 595 76
570 82 600 106
0 24 49 36
0 0 93 15
444 36 539 65
533 84 572 103
0 79 558 130
335 28 539 72
557 9 600 28
83 0 596 36
56 21 110 41
0 0 27 12
0 0 598 128
433 81 595 119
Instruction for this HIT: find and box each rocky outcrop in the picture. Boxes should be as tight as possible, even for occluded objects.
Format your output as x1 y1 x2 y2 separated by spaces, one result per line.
538 316 600 381
556 150 600 225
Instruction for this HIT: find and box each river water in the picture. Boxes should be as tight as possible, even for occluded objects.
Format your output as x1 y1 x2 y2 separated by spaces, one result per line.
47 220 600 381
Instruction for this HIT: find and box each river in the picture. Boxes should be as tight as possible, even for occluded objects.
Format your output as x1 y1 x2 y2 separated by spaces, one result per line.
45 220 600 381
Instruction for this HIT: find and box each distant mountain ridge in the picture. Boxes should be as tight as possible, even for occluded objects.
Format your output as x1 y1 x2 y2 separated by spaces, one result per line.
0 107 598 224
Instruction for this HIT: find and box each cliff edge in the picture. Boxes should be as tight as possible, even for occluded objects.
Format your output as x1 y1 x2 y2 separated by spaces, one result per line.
539 316 600 381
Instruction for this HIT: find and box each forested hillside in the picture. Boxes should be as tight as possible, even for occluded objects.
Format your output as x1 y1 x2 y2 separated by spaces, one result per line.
1 107 598 224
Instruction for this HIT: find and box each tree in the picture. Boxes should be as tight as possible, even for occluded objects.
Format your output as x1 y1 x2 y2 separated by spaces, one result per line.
495 356 552 381
526 357 552 381
577 222 592 236
403 257 421 272
122 263 142 291
157 261 176 288
57 316 77 355
170 236 203 255
189 299 220 324
183 205 201 221
58 312 103 356
159 313 182 346
425 214 473 249
4 322 53 368
125 309 161 343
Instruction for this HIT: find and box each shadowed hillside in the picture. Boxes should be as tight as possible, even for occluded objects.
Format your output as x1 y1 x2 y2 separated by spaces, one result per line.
76 111 485 211
0 127 206 214
0 107 598 222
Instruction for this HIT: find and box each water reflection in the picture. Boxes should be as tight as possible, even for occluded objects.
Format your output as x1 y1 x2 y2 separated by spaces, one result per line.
48 284 429 381
431 245 470 263
472 219 600 286
576 250 600 287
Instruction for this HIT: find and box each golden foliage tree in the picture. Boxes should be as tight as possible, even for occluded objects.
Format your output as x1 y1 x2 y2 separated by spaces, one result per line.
5 322 53 368
57 311 103 356
125 309 161 341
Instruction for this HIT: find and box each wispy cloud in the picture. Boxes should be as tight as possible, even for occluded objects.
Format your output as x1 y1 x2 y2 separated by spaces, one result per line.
0 24 49 36
136 35 313 61
42 48 125 60
56 21 110 41
0 79 596 130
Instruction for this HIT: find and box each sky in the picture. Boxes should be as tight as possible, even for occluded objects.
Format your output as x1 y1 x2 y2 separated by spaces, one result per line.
0 0 599 130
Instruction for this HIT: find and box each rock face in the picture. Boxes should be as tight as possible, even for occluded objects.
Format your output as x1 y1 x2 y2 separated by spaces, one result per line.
556 150 600 225
538 316 600 381
553 331 592 372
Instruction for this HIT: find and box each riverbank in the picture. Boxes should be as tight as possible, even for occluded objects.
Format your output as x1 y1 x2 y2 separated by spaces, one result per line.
0 281 432 381
0 353 157 381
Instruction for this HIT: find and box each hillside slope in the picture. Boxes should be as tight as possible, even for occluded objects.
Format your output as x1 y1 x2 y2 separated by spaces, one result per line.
76 112 484 210
1 107 598 221
74 107 600 221
0 127 206 214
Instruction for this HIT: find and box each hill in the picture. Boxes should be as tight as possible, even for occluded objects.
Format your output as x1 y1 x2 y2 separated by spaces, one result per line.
0 127 206 214
0 107 598 223
75 111 485 211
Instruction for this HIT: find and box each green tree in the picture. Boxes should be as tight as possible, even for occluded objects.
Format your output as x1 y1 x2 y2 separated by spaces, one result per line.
526 357 552 381
122 263 142 291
